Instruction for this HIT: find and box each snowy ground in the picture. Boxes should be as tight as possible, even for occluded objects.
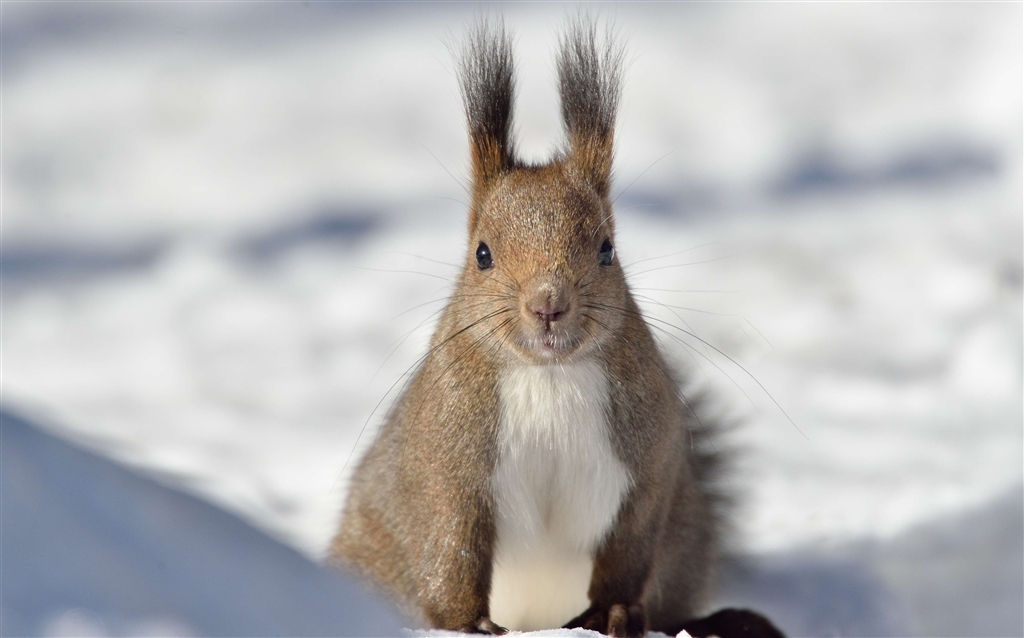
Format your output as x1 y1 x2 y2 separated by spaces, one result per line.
1 410 405 637
3 3 1022 636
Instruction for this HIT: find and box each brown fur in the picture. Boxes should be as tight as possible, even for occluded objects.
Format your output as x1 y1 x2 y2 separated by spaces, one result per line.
330 18 734 637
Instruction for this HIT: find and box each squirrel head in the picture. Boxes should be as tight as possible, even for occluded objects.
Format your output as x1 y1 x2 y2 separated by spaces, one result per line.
454 18 628 365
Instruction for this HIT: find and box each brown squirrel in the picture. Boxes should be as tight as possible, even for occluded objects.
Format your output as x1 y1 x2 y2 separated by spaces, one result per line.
330 17 784 638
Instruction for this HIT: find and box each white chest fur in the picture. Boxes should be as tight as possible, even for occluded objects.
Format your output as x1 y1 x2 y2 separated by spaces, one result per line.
489 360 632 631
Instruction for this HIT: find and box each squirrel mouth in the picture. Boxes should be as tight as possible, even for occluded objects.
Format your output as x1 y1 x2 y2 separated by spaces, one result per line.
519 330 578 359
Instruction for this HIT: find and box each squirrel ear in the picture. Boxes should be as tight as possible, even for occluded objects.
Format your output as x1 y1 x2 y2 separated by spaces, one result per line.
459 20 517 191
557 16 623 200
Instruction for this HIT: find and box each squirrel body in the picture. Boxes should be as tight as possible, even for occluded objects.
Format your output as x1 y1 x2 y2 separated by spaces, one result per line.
490 359 632 630
330 19 784 638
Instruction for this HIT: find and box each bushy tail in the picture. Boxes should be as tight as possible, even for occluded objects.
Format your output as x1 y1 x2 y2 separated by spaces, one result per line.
683 388 737 556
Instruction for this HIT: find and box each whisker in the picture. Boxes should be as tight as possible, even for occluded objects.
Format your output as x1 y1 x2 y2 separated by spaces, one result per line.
409 314 514 425
611 149 674 205
640 315 761 417
613 203 656 213
384 251 462 270
493 271 520 295
622 296 715 385
356 266 453 282
585 300 805 438
387 297 448 322
651 316 804 439
626 255 735 277
623 242 724 269
744 318 774 349
736 322 758 349
580 308 715 452
436 195 469 207
398 315 516 478
633 294 736 317
632 288 738 295
388 292 512 322
593 299 748 395
591 212 616 239
373 306 448 383
422 143 471 197
678 385 716 454
375 296 512 383
333 306 516 488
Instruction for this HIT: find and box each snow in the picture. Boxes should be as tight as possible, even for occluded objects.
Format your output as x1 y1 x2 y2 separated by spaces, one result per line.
2 3 1021 636
1 410 406 636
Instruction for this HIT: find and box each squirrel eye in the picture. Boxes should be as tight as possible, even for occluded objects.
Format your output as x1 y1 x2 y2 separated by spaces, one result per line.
598 239 614 266
475 242 493 270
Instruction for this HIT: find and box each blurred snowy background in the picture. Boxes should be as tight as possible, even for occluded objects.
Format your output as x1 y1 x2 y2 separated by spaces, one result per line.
2 2 1021 636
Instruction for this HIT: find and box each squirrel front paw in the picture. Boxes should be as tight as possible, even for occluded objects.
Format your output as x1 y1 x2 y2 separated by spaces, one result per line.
565 603 647 638
458 617 508 635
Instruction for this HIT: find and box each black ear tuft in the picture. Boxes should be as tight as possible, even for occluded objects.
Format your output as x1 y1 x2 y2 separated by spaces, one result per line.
557 15 624 199
458 19 518 190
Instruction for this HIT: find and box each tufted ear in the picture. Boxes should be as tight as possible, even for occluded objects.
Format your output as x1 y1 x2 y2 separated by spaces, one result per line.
557 17 623 200
458 20 518 195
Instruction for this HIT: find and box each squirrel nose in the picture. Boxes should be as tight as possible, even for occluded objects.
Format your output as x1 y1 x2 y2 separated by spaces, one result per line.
530 299 568 325
523 278 572 328
536 305 569 323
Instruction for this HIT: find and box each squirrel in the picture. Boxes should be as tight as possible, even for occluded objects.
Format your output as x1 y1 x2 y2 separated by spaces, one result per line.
329 17 784 638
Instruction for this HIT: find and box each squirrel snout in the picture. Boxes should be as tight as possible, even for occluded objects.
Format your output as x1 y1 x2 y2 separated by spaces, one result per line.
532 304 566 325
523 282 571 328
